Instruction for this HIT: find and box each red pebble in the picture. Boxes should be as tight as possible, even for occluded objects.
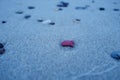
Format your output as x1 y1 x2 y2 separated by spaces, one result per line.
61 40 74 47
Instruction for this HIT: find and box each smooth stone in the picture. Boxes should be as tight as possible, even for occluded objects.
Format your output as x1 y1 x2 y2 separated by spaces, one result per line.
113 9 119 11
24 15 31 19
99 7 105 11
61 40 74 47
75 5 89 10
75 19 80 21
28 6 35 9
0 48 5 54
49 22 55 25
58 8 63 11
111 51 120 60
0 43 4 48
15 11 23 14
42 20 52 24
60 1 69 7
2 21 6 24
57 1 69 7
37 19 43 22
92 0 95 3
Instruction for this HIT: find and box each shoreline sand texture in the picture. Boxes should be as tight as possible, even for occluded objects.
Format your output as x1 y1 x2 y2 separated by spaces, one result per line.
0 0 120 80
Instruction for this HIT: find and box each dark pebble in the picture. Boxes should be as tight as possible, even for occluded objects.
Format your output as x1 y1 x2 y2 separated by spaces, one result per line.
113 8 119 11
75 7 86 10
24 15 31 19
57 1 69 7
15 11 23 14
37 19 43 22
92 0 95 3
113 2 117 5
1 21 6 24
76 19 80 21
75 5 89 10
28 6 35 9
99 7 105 11
58 8 63 11
0 43 4 48
0 48 5 54
61 1 69 7
111 51 120 60
49 22 55 25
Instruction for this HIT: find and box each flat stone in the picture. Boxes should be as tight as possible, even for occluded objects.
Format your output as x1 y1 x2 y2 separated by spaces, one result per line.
49 22 55 25
1 21 6 24
15 11 23 14
113 8 119 11
0 43 4 48
57 1 69 7
99 7 105 11
24 15 31 19
28 6 35 9
111 51 120 60
75 19 80 21
0 48 5 54
42 20 52 24
75 5 90 10
61 40 74 47
58 8 63 11
37 19 43 22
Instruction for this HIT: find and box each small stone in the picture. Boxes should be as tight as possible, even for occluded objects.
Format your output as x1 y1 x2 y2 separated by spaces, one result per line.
113 8 119 11
61 1 69 7
75 7 86 10
24 15 31 19
37 19 43 22
15 11 23 14
58 8 63 11
61 40 74 47
111 51 120 60
75 19 80 21
0 43 4 48
42 20 52 24
2 21 6 24
92 0 95 3
75 5 89 10
49 22 55 25
57 1 69 7
99 7 105 11
28 6 35 9
113 2 117 5
0 48 5 54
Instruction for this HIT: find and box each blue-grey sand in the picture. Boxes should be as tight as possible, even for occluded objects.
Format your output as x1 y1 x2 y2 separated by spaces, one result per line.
0 0 120 80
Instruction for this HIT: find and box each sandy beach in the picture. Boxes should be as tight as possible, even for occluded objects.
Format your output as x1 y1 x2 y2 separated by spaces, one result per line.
0 0 120 80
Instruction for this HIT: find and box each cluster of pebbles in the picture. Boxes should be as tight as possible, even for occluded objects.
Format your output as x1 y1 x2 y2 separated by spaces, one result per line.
0 1 120 61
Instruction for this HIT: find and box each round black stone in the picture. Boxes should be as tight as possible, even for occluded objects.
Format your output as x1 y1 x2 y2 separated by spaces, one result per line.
28 6 35 9
2 21 6 24
113 9 119 11
49 22 55 25
0 48 5 54
58 8 63 11
76 19 80 21
111 51 120 60
37 19 43 22
99 7 105 11
24 15 31 19
15 11 23 14
0 43 4 48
